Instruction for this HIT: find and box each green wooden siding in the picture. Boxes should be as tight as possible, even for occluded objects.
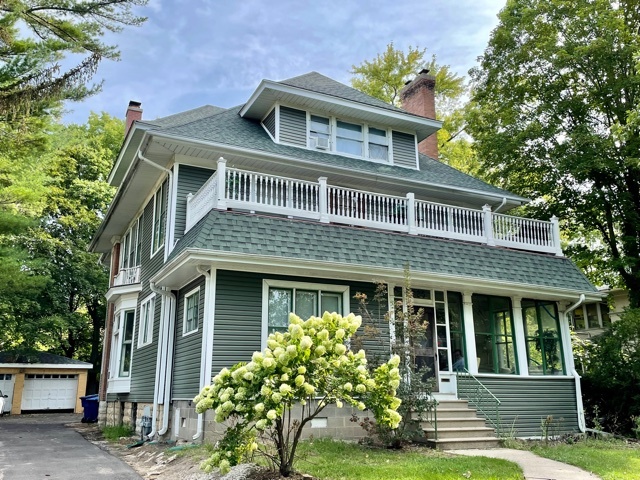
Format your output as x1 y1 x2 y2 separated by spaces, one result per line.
174 165 215 242
128 179 169 403
392 131 417 168
263 107 276 138
171 276 206 399
211 270 389 377
279 106 307 146
476 376 579 437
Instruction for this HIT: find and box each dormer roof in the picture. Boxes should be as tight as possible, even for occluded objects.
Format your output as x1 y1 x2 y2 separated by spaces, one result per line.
239 72 441 142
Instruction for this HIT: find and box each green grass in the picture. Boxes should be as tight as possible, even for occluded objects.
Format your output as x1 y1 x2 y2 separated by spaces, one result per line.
294 439 523 480
101 424 134 441
529 438 640 480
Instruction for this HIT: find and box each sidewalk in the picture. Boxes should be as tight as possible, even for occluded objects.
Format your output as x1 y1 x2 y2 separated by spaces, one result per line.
450 448 601 480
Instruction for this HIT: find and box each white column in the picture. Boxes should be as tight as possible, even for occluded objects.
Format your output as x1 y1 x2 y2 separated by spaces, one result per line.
483 204 495 246
551 216 563 256
318 177 329 223
511 296 529 376
216 157 227 210
558 303 576 373
462 292 478 374
406 193 417 235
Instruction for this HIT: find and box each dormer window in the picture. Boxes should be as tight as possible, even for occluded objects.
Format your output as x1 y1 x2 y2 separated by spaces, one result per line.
309 115 330 149
336 121 363 156
368 127 389 161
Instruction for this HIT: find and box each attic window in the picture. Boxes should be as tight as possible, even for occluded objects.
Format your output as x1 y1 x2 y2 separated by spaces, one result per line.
309 115 330 149
336 121 363 156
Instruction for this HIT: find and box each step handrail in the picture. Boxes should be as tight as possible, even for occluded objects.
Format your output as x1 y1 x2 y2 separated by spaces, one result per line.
456 369 501 435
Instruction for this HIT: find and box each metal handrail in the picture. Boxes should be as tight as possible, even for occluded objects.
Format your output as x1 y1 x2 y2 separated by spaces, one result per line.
456 369 501 435
413 398 439 441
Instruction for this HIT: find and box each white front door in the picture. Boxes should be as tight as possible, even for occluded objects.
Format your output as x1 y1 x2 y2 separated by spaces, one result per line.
21 374 78 411
0 373 16 413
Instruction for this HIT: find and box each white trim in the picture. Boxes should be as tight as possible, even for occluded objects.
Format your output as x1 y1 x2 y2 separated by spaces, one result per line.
260 105 277 142
138 294 156 348
511 297 529 376
182 286 201 336
0 363 91 369
414 133 420 169
261 279 349 350
167 163 179 255
462 292 478 374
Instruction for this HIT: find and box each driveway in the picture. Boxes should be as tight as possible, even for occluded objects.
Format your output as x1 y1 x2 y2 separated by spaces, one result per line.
0 413 142 480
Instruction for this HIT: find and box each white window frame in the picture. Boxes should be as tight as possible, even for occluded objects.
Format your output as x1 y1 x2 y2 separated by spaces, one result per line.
261 279 349 349
138 294 156 348
182 287 200 336
151 182 167 258
120 215 143 269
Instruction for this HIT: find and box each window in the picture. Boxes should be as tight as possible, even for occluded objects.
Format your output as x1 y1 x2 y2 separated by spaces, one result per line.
571 302 611 330
336 120 363 156
263 280 347 343
112 309 135 378
522 300 564 375
473 295 517 374
138 295 155 347
368 127 389 161
447 292 466 372
183 288 200 335
121 216 143 269
309 115 330 148
151 182 167 255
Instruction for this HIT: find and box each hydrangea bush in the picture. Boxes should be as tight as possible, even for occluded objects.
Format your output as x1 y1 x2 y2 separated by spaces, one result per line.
194 311 402 477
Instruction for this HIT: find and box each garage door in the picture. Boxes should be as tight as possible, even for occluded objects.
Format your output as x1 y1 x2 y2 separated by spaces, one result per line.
21 374 78 411
0 373 15 412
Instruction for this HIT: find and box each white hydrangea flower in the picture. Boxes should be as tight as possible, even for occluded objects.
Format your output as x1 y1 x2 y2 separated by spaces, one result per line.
266 409 277 420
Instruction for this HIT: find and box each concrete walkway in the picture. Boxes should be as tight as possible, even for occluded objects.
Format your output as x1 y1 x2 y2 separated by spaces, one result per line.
451 448 601 480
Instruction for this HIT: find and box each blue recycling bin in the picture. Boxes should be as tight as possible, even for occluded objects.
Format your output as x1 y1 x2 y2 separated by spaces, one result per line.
80 394 99 423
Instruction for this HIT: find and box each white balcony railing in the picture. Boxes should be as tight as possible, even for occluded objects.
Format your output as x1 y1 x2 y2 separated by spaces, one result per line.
185 157 563 256
113 266 141 286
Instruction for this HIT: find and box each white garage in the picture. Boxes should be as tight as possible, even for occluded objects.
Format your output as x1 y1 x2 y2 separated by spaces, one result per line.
21 373 79 411
0 352 92 415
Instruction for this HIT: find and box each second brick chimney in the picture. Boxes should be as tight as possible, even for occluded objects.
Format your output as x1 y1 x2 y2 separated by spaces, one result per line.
400 69 438 159
125 100 143 135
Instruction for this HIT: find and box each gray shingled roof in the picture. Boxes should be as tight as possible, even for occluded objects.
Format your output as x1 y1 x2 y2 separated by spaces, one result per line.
279 72 411 116
170 210 596 293
0 351 92 366
157 106 522 200
150 105 226 128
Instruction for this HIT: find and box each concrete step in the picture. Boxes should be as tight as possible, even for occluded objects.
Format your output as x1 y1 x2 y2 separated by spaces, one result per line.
423 426 497 440
433 399 470 409
424 437 501 450
420 417 490 430
430 407 478 419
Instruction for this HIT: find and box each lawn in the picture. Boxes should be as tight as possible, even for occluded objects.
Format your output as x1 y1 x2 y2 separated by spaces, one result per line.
294 439 523 480
529 438 640 480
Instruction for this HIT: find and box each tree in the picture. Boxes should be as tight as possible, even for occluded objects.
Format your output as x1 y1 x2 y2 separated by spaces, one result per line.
350 43 479 174
194 312 402 477
467 0 640 307
0 0 148 119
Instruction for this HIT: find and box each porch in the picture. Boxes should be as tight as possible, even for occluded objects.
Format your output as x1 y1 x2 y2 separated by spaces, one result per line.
185 158 562 256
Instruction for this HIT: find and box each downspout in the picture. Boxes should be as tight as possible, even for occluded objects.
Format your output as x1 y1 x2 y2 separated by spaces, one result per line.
150 281 176 437
193 265 213 440
493 197 508 213
564 294 586 432
147 281 165 439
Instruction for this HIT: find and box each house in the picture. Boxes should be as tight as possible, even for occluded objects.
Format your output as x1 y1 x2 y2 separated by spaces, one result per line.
0 352 91 415
90 71 603 446
572 287 628 339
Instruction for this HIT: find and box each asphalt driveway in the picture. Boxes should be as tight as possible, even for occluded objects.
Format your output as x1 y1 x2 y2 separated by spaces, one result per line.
0 413 142 480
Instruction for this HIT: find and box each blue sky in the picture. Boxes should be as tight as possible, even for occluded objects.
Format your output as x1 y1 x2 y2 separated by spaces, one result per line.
63 0 506 124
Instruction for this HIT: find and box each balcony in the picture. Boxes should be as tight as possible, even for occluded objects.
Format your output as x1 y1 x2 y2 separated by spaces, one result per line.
113 266 141 286
185 158 562 256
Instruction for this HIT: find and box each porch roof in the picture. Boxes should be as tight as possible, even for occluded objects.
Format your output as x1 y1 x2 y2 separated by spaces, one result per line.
168 209 596 294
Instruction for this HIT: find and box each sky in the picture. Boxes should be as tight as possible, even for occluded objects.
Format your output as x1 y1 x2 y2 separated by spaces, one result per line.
63 0 506 124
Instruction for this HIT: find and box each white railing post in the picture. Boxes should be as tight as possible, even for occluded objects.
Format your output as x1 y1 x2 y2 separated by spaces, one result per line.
551 216 563 256
406 193 417 235
216 157 227 210
483 204 495 246
318 177 329 223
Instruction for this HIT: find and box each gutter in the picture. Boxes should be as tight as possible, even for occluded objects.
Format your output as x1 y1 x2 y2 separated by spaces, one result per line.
564 294 586 432
149 281 177 438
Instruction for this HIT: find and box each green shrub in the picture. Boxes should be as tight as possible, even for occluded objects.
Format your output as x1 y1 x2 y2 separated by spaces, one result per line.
102 424 134 441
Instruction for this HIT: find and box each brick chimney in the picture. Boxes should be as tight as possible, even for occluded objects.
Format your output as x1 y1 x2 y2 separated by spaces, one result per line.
400 69 438 159
125 100 142 135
